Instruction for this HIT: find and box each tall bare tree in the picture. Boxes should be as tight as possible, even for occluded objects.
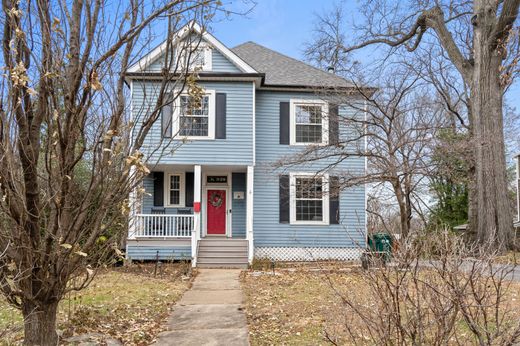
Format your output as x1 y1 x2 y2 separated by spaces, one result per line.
306 0 520 251
0 1 222 344
276 71 444 238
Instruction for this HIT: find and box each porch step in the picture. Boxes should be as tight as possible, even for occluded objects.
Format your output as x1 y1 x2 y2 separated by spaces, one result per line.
198 239 248 247
197 262 248 269
196 238 248 268
199 246 246 251
198 250 247 257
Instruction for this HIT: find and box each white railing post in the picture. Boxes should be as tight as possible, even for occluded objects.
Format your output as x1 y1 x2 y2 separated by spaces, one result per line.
192 165 202 267
246 165 254 264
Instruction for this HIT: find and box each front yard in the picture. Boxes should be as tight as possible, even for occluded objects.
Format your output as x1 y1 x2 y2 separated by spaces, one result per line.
0 263 193 345
241 262 520 345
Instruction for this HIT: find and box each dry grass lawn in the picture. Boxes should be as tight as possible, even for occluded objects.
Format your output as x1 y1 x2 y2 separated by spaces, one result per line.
241 263 520 346
0 262 193 345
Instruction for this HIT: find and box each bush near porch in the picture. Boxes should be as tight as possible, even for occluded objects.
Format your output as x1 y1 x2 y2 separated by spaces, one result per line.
0 263 193 345
241 260 520 346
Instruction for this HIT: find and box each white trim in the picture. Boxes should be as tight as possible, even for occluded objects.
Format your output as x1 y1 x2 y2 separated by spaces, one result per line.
246 165 255 263
202 172 232 237
289 99 329 146
164 172 185 207
128 21 256 73
289 172 330 225
252 82 256 165
255 247 363 261
173 90 216 140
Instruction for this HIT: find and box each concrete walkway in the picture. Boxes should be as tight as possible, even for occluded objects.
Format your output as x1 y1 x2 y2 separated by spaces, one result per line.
154 269 249 346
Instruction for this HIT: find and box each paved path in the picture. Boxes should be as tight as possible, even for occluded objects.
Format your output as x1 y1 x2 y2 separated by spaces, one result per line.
154 269 249 346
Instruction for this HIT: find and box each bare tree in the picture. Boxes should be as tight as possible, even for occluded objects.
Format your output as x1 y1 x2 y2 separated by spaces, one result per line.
324 230 520 345
277 71 444 238
306 0 520 251
0 1 223 344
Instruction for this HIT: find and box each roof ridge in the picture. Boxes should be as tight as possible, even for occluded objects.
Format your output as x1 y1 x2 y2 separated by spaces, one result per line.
232 41 347 82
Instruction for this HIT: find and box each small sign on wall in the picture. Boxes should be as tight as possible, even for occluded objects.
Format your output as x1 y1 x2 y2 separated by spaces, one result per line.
233 191 244 200
207 176 228 184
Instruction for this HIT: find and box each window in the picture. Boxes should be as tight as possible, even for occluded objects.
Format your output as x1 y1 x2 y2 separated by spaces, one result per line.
175 90 215 139
166 173 185 207
290 173 329 225
180 95 209 137
290 100 328 145
178 45 212 71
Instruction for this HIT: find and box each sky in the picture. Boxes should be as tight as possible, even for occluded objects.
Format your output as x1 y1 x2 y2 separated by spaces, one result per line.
206 0 520 114
210 0 340 57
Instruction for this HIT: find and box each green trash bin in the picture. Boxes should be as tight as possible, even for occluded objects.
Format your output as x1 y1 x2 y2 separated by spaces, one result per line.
367 233 393 262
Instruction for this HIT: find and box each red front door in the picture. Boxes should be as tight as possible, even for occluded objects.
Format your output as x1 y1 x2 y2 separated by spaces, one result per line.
206 189 226 235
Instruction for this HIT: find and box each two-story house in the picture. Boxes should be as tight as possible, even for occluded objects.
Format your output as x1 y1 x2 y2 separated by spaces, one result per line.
125 22 367 268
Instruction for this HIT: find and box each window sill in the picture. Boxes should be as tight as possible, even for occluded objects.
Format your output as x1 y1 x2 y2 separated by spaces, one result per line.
290 221 330 226
174 136 216 141
289 142 328 146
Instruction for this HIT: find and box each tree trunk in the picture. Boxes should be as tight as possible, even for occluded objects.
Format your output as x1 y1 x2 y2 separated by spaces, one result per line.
22 300 59 346
471 1 514 251
394 182 410 238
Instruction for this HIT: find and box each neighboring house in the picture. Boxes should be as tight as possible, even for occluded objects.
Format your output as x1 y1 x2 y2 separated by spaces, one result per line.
126 22 367 267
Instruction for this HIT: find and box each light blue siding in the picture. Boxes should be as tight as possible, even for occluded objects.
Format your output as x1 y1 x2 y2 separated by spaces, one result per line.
253 91 366 248
232 173 246 238
212 49 242 72
133 81 254 165
145 37 242 73
127 245 191 260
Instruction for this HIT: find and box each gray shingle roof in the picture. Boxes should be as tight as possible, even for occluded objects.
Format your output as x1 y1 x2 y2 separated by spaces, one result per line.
232 41 353 88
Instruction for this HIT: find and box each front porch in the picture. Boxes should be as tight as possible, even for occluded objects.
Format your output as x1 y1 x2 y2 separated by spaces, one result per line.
127 164 254 267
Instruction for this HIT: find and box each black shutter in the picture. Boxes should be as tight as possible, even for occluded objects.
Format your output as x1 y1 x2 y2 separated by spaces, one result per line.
279 102 290 144
153 172 164 207
329 176 340 224
329 104 339 145
216 93 227 139
279 175 290 223
185 172 194 207
162 99 173 138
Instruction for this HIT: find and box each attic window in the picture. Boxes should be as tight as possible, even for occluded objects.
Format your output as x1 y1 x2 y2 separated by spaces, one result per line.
178 45 212 71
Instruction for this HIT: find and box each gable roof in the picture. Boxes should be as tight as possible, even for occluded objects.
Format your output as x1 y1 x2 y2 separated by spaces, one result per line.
231 41 353 88
128 22 257 74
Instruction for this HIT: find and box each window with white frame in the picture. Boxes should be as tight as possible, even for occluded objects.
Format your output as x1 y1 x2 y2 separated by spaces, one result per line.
290 100 328 145
178 45 212 71
290 174 329 224
176 91 215 139
166 173 184 207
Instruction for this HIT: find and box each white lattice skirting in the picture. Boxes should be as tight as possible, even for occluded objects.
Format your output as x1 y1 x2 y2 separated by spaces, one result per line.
255 247 363 261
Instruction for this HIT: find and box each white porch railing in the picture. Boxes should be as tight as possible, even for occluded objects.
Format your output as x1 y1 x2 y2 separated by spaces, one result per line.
134 214 193 237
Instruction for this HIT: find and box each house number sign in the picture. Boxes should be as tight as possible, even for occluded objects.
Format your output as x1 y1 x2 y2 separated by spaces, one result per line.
207 176 227 184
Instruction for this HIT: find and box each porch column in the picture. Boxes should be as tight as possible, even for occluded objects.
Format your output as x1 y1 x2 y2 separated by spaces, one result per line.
246 165 254 264
192 165 202 267
127 167 138 240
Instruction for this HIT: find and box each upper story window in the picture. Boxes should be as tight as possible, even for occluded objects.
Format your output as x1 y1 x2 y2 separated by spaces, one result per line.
290 100 328 145
176 90 215 139
290 173 329 225
180 95 210 137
